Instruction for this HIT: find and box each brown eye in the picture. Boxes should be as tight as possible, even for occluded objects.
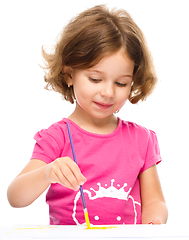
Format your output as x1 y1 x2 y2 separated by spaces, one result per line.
115 82 127 87
89 77 101 83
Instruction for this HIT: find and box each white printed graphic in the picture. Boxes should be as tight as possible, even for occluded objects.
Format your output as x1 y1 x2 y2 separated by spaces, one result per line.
72 179 141 225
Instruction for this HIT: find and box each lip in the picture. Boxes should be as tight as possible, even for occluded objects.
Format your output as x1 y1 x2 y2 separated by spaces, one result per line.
93 101 113 110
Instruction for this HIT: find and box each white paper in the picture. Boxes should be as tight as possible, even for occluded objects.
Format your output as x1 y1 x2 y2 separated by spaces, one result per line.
0 224 189 240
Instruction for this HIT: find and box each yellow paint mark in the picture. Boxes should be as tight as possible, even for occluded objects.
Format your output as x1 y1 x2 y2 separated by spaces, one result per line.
84 212 91 229
85 226 117 230
13 226 58 230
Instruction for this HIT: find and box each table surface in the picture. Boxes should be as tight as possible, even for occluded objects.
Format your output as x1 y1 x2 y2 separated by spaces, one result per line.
0 224 189 240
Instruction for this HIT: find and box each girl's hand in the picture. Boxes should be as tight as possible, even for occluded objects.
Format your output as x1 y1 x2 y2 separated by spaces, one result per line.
45 157 86 191
148 218 161 225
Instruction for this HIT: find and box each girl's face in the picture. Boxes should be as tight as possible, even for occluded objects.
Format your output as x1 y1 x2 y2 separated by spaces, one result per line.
69 48 134 120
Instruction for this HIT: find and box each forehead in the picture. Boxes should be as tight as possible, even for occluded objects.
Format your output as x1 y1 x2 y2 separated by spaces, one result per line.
87 49 134 75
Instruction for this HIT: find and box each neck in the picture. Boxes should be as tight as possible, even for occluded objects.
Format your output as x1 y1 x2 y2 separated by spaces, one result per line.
68 102 118 134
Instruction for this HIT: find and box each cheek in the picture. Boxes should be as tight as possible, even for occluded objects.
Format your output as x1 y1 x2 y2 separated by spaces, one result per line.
73 81 94 106
116 99 127 112
74 87 88 100
116 89 130 104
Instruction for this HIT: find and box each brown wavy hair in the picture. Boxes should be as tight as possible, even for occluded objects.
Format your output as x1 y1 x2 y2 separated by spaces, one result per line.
42 5 157 104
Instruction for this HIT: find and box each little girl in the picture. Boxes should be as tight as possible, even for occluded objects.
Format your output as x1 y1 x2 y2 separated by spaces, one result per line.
7 5 168 225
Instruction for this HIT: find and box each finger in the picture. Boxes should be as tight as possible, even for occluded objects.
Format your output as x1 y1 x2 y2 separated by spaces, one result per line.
69 161 87 185
60 164 81 190
55 167 79 191
150 218 161 225
54 157 86 189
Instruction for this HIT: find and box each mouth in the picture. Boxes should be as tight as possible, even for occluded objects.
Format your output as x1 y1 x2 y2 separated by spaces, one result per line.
93 101 113 110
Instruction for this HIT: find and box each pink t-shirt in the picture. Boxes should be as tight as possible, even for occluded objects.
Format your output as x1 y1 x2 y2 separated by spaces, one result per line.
31 118 161 225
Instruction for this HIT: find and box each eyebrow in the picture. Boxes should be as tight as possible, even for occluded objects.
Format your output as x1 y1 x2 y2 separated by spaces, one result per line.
87 69 133 78
87 69 103 74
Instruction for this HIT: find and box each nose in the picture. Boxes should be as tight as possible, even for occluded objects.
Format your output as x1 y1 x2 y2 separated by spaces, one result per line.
100 82 114 98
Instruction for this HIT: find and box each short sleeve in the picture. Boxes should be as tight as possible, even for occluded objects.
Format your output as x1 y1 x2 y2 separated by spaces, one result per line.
31 124 64 164
140 130 162 174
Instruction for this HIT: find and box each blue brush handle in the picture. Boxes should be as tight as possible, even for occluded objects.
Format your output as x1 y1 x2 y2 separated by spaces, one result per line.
67 122 87 209
67 122 78 165
80 186 87 209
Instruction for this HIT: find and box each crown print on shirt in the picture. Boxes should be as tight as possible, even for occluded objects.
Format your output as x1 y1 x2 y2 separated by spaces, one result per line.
72 179 141 225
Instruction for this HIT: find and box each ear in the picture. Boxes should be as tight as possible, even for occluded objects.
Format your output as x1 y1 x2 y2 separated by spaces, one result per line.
63 66 73 86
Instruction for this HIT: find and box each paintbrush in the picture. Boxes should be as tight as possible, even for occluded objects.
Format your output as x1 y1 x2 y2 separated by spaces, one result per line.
66 122 91 229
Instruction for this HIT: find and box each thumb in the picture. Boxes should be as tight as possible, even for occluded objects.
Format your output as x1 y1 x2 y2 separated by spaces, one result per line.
150 218 161 225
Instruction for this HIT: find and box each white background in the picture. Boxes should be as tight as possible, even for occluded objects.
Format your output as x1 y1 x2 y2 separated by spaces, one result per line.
0 0 189 227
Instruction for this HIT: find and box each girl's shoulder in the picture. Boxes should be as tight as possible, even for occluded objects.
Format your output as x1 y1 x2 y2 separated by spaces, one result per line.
33 118 68 145
121 119 153 134
45 118 68 134
31 119 69 163
121 119 161 166
120 119 158 144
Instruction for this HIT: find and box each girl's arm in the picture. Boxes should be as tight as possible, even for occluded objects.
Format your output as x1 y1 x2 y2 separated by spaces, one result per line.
7 158 86 208
7 159 50 208
139 164 168 224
